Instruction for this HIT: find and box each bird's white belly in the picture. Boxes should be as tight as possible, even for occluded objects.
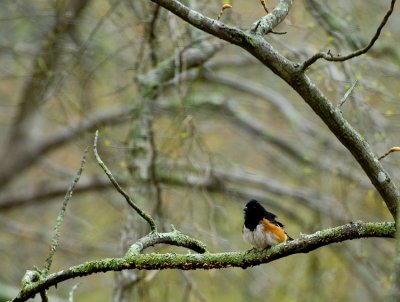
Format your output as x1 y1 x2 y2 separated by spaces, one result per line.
243 224 280 248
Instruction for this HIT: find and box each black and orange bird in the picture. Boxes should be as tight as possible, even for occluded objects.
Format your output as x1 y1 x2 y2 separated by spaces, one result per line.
243 199 292 249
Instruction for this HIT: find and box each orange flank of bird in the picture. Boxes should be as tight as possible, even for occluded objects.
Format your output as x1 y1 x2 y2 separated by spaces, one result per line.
262 218 287 243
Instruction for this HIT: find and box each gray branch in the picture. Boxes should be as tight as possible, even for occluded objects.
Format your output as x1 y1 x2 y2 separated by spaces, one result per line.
148 0 399 219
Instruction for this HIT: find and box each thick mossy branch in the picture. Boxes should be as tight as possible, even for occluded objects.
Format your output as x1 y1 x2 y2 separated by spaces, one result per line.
13 222 395 302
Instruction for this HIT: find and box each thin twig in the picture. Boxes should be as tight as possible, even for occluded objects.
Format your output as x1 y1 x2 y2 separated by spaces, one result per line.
93 130 157 232
338 80 358 108
378 147 400 161
217 3 232 20
301 0 396 70
270 30 287 35
260 0 269 13
42 147 89 276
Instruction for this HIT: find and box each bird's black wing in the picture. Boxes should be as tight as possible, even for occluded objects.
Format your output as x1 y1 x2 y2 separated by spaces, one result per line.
264 209 293 240
263 211 284 227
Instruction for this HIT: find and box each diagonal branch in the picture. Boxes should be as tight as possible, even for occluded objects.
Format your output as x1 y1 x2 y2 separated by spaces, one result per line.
12 221 395 302
93 130 157 232
43 148 89 276
148 0 399 219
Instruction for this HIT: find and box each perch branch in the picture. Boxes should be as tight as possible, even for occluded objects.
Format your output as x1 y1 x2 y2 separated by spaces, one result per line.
12 221 395 302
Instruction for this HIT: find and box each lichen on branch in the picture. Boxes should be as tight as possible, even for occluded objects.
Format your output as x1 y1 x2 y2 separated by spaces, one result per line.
12 221 395 302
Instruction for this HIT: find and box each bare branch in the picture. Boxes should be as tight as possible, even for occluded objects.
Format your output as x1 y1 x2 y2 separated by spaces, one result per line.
379 147 400 161
217 3 232 21
260 0 269 13
43 148 89 276
338 80 358 108
301 0 396 70
93 130 157 232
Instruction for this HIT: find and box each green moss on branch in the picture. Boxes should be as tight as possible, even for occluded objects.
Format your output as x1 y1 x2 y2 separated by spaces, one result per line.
12 222 395 302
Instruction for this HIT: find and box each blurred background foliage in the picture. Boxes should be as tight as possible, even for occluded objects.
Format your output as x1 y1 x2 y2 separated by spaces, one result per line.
0 0 399 301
